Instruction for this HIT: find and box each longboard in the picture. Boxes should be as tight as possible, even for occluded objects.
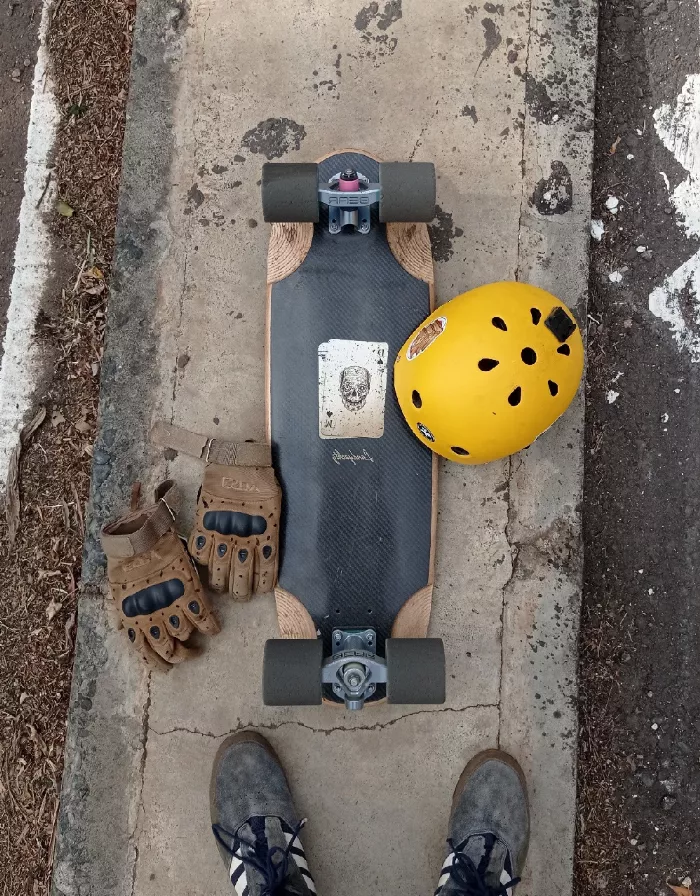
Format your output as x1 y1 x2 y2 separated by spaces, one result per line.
262 150 444 708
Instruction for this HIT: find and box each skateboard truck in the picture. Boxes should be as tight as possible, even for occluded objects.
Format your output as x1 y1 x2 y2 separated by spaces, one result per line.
261 160 437 233
325 628 387 710
319 169 380 235
263 632 445 708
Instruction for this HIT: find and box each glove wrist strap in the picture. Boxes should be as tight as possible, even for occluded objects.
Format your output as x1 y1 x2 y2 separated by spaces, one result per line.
101 480 179 559
151 421 272 467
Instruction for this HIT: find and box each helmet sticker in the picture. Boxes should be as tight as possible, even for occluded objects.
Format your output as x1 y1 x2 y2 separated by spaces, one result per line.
407 316 447 360
417 422 435 442
545 306 577 342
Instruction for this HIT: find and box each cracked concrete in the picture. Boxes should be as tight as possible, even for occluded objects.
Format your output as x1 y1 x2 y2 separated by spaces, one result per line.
149 704 501 739
53 0 596 894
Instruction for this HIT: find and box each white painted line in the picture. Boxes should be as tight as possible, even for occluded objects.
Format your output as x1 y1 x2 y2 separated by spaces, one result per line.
648 2 700 362
0 0 59 489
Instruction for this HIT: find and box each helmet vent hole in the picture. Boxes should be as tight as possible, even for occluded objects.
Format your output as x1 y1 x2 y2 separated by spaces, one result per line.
478 358 499 371
508 387 522 407
521 347 537 365
557 344 571 356
451 446 470 456
531 308 542 325
548 380 559 396
492 316 508 331
412 389 422 408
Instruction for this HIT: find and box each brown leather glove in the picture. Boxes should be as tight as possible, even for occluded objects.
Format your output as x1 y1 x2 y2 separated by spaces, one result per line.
151 423 282 599
100 481 220 671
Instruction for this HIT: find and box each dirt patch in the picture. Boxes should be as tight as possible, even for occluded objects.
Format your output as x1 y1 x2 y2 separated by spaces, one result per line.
240 118 307 160
0 2 135 894
428 204 464 263
576 1 700 894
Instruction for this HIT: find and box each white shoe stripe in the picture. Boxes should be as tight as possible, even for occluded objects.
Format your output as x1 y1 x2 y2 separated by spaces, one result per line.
434 852 455 894
300 867 317 893
229 858 247 896
284 830 315 891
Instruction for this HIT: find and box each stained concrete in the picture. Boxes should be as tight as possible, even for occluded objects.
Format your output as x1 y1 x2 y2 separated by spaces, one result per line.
54 1 597 894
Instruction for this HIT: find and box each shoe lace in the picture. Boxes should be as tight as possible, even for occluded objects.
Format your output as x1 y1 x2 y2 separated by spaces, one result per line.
445 838 520 896
212 817 307 896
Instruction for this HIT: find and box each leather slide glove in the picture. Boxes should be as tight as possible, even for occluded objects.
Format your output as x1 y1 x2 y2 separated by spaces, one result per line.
151 422 282 599
100 480 220 672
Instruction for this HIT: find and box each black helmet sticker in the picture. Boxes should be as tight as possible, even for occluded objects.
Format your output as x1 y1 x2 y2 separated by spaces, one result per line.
417 422 435 442
545 307 577 342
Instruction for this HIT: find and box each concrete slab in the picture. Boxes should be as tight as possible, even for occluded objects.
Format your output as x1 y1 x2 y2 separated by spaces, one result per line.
53 0 597 894
138 708 499 896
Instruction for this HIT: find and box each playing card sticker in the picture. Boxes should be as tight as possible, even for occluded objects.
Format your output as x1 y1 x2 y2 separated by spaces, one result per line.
318 339 388 439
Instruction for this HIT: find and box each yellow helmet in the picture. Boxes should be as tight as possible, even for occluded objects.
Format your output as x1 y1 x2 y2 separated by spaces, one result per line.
394 282 584 464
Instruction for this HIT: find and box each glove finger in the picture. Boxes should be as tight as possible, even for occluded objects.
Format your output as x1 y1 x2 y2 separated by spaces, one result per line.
229 542 254 600
168 638 199 664
254 540 277 595
181 593 221 636
188 524 214 568
139 618 183 665
125 624 172 673
164 608 195 641
208 535 235 593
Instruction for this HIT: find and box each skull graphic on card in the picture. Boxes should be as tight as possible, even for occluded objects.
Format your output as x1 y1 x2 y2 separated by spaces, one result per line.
318 339 388 439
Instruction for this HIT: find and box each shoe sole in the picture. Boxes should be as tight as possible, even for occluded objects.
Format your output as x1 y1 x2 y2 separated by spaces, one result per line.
450 748 531 874
209 730 289 829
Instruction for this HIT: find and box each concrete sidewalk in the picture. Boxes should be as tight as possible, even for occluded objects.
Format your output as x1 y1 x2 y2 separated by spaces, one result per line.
52 2 596 895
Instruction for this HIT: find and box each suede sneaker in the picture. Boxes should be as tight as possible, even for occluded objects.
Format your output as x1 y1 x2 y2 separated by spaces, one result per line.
435 749 530 896
210 732 316 896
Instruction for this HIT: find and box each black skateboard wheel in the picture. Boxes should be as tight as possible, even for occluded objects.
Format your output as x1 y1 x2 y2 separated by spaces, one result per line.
261 163 320 223
385 638 445 704
378 162 436 223
262 638 324 705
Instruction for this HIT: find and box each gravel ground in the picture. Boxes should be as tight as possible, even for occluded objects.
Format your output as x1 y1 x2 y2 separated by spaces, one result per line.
575 1 700 894
0 2 134 893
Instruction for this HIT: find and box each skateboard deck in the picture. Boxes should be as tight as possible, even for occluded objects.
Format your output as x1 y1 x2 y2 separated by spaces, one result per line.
264 150 441 707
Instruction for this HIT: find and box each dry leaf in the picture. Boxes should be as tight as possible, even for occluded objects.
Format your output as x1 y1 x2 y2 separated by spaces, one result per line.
5 406 46 544
23 406 46 442
6 442 21 544
74 418 90 433
50 410 65 427
46 598 62 622
56 200 74 217
65 612 77 649
668 885 693 896
70 481 84 534
610 136 621 154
